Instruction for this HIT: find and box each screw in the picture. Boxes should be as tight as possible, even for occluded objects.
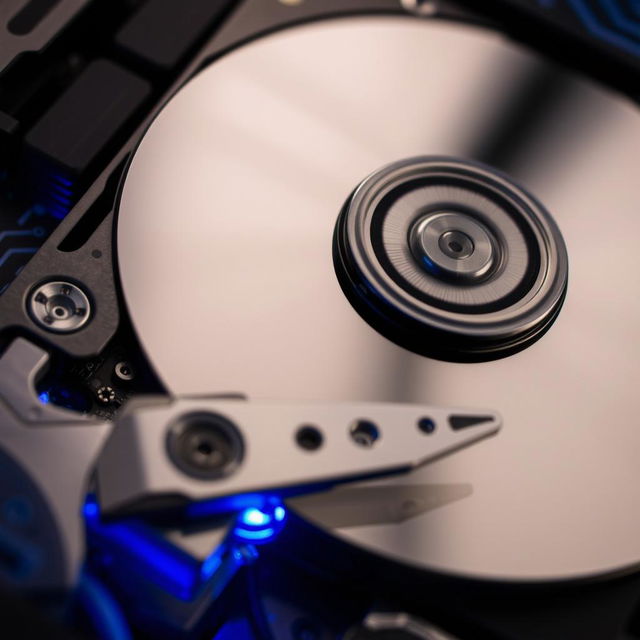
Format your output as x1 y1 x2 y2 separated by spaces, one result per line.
350 419 380 448
96 386 116 404
167 413 244 480
28 281 91 333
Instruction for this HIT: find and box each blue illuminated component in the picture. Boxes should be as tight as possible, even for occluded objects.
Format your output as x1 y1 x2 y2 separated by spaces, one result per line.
82 495 247 601
240 508 271 527
49 183 73 197
90 521 201 600
233 527 275 541
232 499 287 544
83 496 200 600
37 385 92 413
83 498 99 519
186 493 271 519
47 190 72 206
51 173 73 188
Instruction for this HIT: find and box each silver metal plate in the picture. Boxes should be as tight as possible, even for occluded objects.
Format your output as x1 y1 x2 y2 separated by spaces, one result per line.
116 16 640 580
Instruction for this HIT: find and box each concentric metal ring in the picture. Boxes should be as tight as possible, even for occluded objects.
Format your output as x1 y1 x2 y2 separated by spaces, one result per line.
334 156 568 361
409 211 497 283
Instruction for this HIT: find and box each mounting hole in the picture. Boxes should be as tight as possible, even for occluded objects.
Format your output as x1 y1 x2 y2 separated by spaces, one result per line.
296 425 323 451
350 420 380 448
114 361 135 382
417 417 436 434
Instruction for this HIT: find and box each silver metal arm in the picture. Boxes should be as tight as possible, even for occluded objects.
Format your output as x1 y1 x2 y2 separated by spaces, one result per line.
95 397 500 516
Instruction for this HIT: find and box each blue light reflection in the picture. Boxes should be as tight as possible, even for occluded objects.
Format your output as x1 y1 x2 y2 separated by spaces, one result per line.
233 499 287 544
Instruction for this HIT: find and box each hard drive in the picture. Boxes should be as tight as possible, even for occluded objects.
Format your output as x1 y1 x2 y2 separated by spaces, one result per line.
1 1 640 639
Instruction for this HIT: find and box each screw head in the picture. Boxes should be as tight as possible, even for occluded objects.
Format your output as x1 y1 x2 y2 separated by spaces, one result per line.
96 386 116 404
350 419 380 448
167 412 244 480
28 281 91 333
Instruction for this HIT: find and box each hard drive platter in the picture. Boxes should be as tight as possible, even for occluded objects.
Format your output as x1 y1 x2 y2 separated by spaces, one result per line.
117 16 640 582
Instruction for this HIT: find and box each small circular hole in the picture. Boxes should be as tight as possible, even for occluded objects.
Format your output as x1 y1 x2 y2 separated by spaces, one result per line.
196 440 213 456
350 419 379 448
296 425 323 451
418 417 436 434
448 241 463 253
54 307 65 316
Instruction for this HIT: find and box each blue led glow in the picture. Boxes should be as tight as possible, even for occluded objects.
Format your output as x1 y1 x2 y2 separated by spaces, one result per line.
38 391 50 404
49 183 73 197
82 495 248 601
240 508 271 526
51 174 73 187
91 521 200 600
83 496 200 600
47 191 72 207
186 493 271 519
233 527 276 541
232 500 287 544
83 499 99 519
